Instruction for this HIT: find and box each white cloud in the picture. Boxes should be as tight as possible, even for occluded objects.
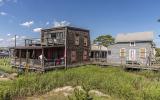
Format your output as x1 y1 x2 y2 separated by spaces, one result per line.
19 36 26 40
7 33 11 36
20 21 34 27
0 38 4 41
0 35 28 47
0 11 7 16
54 20 70 27
46 21 49 25
0 0 3 3
0 0 18 6
33 27 42 33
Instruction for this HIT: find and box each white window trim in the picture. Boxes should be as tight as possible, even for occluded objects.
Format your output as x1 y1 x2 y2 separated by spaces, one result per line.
130 42 136 46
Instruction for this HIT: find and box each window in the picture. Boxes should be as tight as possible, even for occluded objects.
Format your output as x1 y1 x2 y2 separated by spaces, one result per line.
71 51 76 62
139 48 146 58
51 33 56 38
75 34 79 45
84 36 88 46
120 48 126 57
130 42 135 46
83 50 88 60
41 33 44 42
108 50 111 55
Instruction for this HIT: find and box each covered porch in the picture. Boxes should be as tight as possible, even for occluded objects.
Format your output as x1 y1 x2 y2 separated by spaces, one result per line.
10 45 65 71
90 44 108 64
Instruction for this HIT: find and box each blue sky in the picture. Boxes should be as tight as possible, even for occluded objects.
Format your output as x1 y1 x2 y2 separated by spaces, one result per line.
0 0 160 47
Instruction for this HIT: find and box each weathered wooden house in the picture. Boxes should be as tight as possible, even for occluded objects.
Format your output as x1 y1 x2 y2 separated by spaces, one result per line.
10 26 90 71
107 32 156 65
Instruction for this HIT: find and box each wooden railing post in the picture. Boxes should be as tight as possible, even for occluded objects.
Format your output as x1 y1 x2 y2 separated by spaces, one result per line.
19 49 21 67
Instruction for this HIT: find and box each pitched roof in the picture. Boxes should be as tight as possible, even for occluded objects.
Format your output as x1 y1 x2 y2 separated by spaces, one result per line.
91 44 108 51
115 31 154 43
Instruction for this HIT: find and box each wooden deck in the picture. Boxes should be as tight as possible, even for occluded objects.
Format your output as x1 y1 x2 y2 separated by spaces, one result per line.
12 64 66 72
92 61 160 71
124 65 160 71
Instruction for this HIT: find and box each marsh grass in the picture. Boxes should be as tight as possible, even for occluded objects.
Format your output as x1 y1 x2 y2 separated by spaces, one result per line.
0 58 16 73
0 65 160 100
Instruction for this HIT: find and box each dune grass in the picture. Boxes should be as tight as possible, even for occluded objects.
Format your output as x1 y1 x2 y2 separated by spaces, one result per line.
0 58 16 73
0 65 160 100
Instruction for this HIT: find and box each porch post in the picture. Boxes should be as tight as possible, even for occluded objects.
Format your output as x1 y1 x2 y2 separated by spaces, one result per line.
26 49 29 73
65 27 67 69
41 48 45 71
93 51 96 61
19 49 22 67
25 39 26 46
32 49 35 67
14 49 16 67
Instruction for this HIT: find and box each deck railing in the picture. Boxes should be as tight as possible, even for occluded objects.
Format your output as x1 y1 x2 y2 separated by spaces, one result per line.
24 37 65 47
41 38 65 46
11 58 65 70
25 38 41 46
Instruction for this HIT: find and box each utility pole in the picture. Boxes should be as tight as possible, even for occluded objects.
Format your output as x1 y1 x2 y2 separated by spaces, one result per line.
15 35 16 47
14 35 17 69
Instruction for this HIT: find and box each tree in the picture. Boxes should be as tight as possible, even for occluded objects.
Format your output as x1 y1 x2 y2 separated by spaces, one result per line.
93 35 114 47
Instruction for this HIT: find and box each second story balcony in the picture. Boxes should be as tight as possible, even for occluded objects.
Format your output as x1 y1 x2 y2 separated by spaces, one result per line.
25 38 41 46
41 37 65 46
25 37 65 47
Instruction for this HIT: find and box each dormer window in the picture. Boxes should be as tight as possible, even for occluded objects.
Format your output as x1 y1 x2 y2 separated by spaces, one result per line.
130 42 135 46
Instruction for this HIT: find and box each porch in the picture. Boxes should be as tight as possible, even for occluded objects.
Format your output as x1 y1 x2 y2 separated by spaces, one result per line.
11 46 66 71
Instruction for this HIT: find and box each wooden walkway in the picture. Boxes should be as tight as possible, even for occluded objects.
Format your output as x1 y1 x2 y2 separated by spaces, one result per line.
92 61 160 71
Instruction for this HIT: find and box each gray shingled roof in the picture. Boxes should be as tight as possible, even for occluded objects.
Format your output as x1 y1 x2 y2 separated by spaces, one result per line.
115 31 154 43
91 44 108 51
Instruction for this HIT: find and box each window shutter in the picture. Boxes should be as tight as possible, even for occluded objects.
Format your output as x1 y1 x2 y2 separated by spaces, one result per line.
120 48 126 57
140 48 146 58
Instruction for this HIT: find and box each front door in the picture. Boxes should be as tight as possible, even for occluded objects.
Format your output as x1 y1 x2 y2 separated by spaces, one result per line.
129 49 136 61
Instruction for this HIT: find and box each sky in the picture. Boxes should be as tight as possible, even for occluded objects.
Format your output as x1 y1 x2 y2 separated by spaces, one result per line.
0 0 160 47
